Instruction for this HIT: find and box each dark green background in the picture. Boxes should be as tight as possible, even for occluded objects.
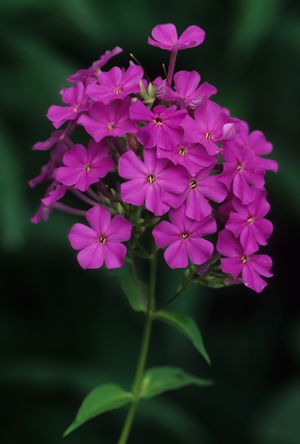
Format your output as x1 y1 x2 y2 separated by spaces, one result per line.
1 0 300 443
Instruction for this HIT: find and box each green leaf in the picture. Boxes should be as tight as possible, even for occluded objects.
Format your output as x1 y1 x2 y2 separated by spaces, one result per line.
153 310 210 364
63 384 133 437
141 366 212 399
119 276 147 312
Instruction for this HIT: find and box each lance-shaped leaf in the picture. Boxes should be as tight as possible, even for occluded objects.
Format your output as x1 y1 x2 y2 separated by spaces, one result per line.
141 366 212 399
63 384 133 437
153 310 210 364
119 275 147 312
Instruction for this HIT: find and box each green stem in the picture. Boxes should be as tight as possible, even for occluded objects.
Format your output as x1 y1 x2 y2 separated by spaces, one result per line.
117 250 157 444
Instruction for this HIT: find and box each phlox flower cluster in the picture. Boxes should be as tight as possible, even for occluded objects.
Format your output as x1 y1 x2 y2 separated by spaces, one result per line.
30 23 277 293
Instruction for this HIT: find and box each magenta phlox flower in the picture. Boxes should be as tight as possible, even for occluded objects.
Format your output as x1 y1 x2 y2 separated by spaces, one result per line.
156 135 216 175
78 98 136 142
164 167 228 221
164 70 217 109
67 47 123 83
225 193 273 254
234 122 278 173
31 182 66 224
118 149 189 216
148 23 205 51
33 125 72 151
219 141 265 204
47 82 90 129
217 229 272 293
152 205 216 268
130 100 187 149
68 205 132 269
29 142 68 188
55 141 114 192
183 100 235 155
86 63 144 105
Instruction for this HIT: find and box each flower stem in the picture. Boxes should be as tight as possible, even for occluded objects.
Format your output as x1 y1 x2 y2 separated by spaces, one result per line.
167 50 178 86
117 250 157 444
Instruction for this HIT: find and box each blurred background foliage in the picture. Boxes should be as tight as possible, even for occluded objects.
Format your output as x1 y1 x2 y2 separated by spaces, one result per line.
0 0 300 443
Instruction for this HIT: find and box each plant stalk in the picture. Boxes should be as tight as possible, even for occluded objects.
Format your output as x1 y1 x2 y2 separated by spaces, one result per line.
117 250 157 444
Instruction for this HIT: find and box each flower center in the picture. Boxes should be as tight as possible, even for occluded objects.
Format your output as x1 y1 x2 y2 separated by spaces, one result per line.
98 235 106 244
189 179 197 189
107 122 115 131
154 117 163 125
205 131 212 140
114 87 122 94
181 232 189 240
247 216 255 224
241 255 248 264
178 147 186 156
83 163 92 173
147 175 156 184
236 162 242 171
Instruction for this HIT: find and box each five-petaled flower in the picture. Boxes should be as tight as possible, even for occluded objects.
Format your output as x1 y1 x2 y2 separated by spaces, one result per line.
68 205 132 269
86 63 143 104
119 150 189 216
78 98 136 142
130 101 187 149
153 205 216 268
217 230 273 293
55 141 114 192
148 23 205 51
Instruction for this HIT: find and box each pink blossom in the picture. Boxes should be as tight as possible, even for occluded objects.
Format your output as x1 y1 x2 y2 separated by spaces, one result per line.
234 122 278 173
118 150 189 216
183 100 235 155
153 205 216 268
157 135 216 175
217 230 273 293
55 141 114 192
148 23 205 51
219 142 265 204
78 98 136 142
29 142 68 188
67 47 123 82
31 182 66 224
86 63 143 104
225 194 273 254
130 100 186 149
47 82 90 129
164 167 228 221
68 205 132 269
33 127 71 151
164 70 217 109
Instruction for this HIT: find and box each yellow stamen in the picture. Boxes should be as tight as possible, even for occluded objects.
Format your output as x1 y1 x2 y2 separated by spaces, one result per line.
178 147 186 156
154 117 163 125
147 175 156 184
241 255 248 264
181 232 189 240
205 131 212 140
99 235 106 244
84 164 92 173
189 179 197 189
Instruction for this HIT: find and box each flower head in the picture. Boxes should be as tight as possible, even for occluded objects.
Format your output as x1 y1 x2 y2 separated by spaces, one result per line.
68 205 132 269
78 98 136 142
55 141 114 192
225 193 273 254
86 63 143 104
148 23 205 51
119 150 188 216
153 205 216 268
130 100 186 149
47 82 90 129
164 70 217 109
217 230 273 293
